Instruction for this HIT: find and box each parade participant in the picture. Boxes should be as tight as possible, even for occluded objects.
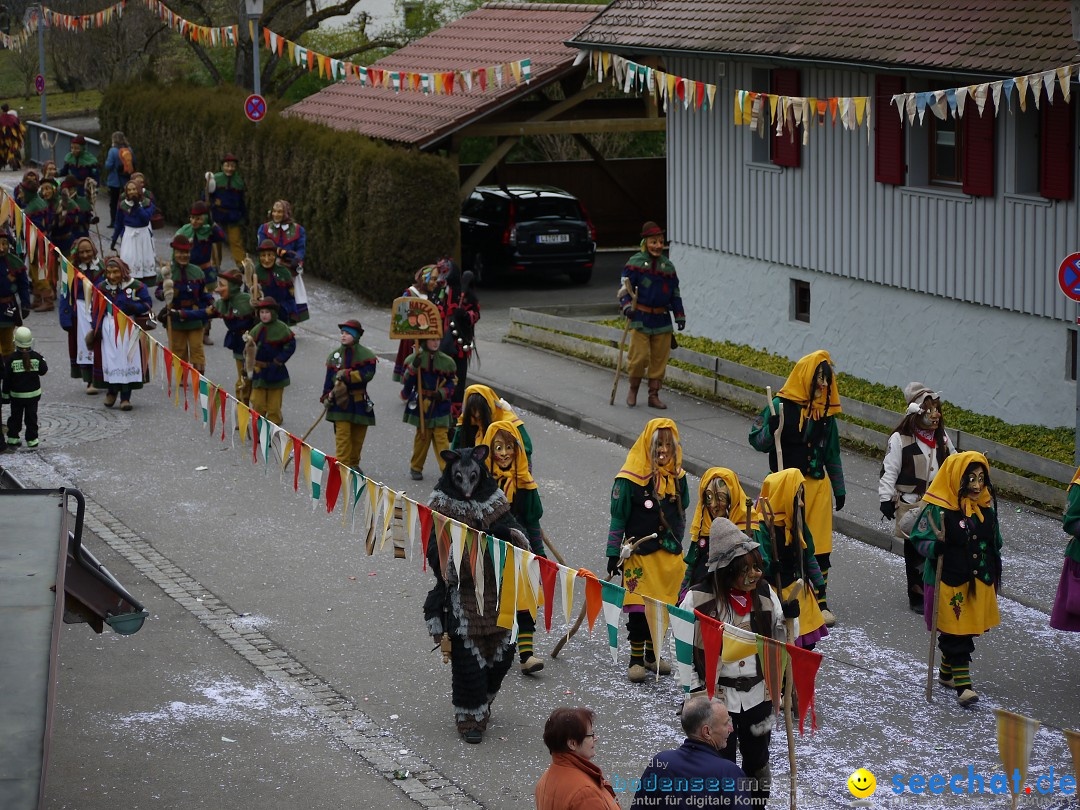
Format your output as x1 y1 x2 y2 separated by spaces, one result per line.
535 707 619 810
111 179 157 284
681 467 750 596
0 227 30 357
58 134 98 194
89 257 151 410
753 468 828 649
3 326 46 448
606 417 689 682
257 200 309 323
619 221 685 409
1051 467 1080 632
58 237 103 392
679 518 789 806
401 337 457 480
24 176 61 312
14 168 37 206
483 419 546 674
254 239 296 325
768 349 845 626
437 259 479 421
422 445 530 744
175 200 226 345
103 131 133 227
55 175 91 255
246 298 295 426
40 160 57 181
205 154 247 263
879 382 955 613
910 451 1002 707
451 383 533 462
320 319 376 471
631 696 749 810
0 104 25 170
157 234 210 373
392 264 444 382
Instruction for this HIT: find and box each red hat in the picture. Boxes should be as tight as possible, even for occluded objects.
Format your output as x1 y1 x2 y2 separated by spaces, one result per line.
218 268 243 284
190 200 209 216
257 239 277 253
71 135 86 145
222 154 239 164
338 319 364 335
640 221 665 238
60 175 79 189
169 234 193 251
253 297 279 310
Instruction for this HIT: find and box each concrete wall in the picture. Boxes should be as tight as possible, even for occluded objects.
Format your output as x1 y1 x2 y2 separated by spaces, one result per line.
675 243 1074 427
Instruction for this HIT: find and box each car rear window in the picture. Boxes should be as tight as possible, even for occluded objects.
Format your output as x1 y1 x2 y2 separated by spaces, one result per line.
515 198 583 221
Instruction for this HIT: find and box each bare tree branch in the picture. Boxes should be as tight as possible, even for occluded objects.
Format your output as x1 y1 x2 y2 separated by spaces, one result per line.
279 0 359 39
184 39 224 84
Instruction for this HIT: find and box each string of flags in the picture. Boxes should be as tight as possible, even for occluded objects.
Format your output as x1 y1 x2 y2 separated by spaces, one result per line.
733 90 871 144
994 709 1080 799
42 1 126 32
143 0 237 48
589 50 718 113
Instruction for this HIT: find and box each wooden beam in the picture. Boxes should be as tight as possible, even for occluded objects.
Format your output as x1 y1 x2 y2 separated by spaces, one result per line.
571 133 652 214
460 117 667 137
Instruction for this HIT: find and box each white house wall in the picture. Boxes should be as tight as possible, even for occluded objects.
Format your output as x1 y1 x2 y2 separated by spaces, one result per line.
664 57 1080 427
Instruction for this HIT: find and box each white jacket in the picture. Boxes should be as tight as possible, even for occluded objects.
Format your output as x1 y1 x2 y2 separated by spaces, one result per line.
879 430 955 504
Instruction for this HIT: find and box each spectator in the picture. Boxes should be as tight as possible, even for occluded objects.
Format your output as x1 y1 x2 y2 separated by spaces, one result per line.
535 707 618 810
103 131 133 229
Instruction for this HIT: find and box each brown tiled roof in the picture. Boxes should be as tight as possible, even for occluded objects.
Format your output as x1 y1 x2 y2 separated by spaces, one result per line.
283 2 600 148
569 1 1079 76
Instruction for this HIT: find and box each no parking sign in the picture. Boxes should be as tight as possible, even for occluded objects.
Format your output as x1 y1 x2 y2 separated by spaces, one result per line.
244 94 266 123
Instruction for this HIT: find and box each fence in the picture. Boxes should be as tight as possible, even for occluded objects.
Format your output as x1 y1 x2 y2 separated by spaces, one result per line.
25 121 99 168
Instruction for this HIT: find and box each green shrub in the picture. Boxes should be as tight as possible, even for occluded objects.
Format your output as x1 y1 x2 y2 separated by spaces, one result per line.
99 81 458 304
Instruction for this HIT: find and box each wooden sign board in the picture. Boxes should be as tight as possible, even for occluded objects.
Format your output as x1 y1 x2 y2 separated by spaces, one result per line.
389 296 443 340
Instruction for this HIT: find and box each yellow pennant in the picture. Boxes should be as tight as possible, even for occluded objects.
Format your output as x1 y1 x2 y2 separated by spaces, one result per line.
854 96 867 126
237 401 251 442
768 93 780 123
172 357 183 407
496 543 518 630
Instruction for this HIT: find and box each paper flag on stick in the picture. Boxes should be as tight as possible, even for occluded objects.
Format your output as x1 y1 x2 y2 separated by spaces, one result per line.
599 579 625 664
994 709 1041 804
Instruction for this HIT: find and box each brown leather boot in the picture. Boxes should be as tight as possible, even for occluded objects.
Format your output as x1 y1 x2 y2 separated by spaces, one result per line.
648 379 667 409
626 376 642 407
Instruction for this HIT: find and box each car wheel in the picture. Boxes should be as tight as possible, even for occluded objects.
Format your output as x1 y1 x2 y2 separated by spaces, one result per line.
568 266 592 285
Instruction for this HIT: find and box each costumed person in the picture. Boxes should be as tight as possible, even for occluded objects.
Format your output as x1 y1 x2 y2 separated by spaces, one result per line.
619 221 685 409
422 445 530 743
3 326 46 448
24 176 60 312
606 417 690 682
535 707 619 810
320 319 376 471
58 134 98 194
483 419 546 675
681 467 750 597
254 239 296 325
245 298 295 426
58 237 103 393
879 382 955 614
205 154 247 264
14 169 38 207
401 338 457 480
89 257 150 410
910 451 1001 707
156 234 210 373
0 227 30 357
753 468 828 649
679 518 788 807
0 104 25 170
768 350 845 626
55 175 91 256
1051 468 1080 632
392 264 444 382
257 200 308 323
103 131 133 228
111 179 157 284
437 259 479 422
175 200 226 346
451 383 533 462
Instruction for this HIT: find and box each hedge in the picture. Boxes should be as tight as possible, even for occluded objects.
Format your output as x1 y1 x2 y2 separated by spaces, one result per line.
98 82 459 304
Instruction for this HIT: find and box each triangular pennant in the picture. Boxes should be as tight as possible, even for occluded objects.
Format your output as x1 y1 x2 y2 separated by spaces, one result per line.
643 597 669 679
994 709 1041 799
694 610 724 700
581 570 602 632
668 603 697 694
537 556 558 632
472 530 486 614
599 579 625 664
786 642 823 734
496 541 519 630
557 565 575 629
756 635 789 717
324 455 342 512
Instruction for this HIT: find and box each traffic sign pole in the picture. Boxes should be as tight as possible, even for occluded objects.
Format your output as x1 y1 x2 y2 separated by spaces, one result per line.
251 12 261 102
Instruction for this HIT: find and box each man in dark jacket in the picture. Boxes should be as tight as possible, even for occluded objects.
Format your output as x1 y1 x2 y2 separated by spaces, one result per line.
631 695 751 809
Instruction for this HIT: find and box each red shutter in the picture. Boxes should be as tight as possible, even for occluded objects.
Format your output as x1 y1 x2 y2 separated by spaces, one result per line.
1040 82 1075 200
771 68 801 168
875 75 906 185
962 102 995 197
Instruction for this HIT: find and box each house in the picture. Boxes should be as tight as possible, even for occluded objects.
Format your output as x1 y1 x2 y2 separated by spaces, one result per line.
569 1 1080 427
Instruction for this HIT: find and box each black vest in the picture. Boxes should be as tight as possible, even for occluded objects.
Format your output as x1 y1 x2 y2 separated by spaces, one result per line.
770 399 828 479
940 508 1000 588
623 480 684 554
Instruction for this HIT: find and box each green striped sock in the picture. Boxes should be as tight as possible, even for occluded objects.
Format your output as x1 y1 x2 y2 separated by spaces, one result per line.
818 569 830 606
952 666 971 689
630 641 645 665
518 631 533 662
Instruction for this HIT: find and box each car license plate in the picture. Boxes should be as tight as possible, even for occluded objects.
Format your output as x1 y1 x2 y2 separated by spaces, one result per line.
537 234 570 244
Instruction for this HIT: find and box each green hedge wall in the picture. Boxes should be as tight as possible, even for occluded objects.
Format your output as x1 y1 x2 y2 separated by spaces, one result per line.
99 82 458 304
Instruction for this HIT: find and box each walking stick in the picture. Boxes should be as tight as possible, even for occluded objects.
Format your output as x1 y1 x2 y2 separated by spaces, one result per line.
282 403 329 472
767 385 784 470
924 510 945 703
85 178 106 257
538 528 566 566
609 282 638 405
413 338 426 433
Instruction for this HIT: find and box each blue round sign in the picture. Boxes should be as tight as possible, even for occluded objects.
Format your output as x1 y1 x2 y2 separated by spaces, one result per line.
244 94 266 122
1058 253 1080 302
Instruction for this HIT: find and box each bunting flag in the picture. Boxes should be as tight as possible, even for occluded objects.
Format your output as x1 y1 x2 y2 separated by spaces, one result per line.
599 579 625 664
416 503 433 570
589 50 717 115
537 556 559 632
581 570 602 632
756 635 789 717
733 90 870 138
471 531 485 614
787 643 823 734
324 456 342 513
496 541 519 631
667 603 697 694
142 0 237 48
643 596 669 679
994 709 1041 803
43 1 126 31
557 564 575 629
694 610 724 699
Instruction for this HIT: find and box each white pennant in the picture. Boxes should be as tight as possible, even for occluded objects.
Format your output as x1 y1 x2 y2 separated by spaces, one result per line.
449 520 466 574
557 566 575 629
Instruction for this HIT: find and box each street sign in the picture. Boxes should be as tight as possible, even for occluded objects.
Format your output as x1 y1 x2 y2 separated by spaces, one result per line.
244 94 266 123
34 74 45 95
1058 253 1080 302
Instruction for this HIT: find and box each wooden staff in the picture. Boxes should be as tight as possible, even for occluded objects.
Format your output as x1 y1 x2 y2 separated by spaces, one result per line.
924 510 945 703
609 282 638 405
282 403 329 472
538 528 566 566
413 339 426 432
767 385 784 470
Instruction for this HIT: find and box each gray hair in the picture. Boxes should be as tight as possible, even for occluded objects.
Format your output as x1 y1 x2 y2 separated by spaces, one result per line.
681 694 723 737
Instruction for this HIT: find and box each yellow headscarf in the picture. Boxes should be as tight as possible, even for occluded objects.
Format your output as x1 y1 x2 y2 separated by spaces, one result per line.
922 450 993 522
456 384 524 429
482 420 536 503
777 349 842 430
756 468 807 549
616 418 685 499
690 467 750 542
1071 465 1080 487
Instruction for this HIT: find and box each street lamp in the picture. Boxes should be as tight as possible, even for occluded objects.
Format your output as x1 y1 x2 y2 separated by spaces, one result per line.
245 0 264 98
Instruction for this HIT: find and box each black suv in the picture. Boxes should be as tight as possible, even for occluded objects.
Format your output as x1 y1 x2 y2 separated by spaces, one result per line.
460 185 597 284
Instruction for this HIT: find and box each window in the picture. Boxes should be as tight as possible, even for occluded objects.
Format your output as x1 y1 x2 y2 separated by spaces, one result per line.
1013 106 1041 195
749 68 772 164
791 279 810 323
1068 328 1078 382
929 116 962 187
